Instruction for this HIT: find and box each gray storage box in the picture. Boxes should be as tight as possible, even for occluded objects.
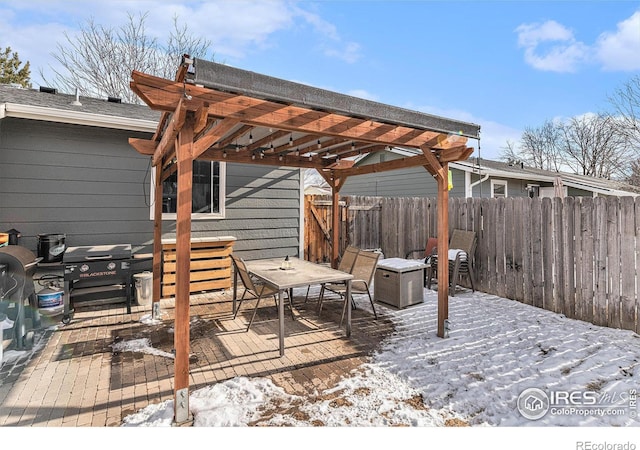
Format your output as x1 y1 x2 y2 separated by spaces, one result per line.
374 258 427 309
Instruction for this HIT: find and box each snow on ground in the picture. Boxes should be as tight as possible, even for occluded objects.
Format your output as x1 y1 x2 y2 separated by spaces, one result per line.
120 288 640 429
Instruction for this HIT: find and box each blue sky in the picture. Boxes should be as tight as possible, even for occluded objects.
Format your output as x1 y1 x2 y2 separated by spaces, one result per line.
1 0 639 159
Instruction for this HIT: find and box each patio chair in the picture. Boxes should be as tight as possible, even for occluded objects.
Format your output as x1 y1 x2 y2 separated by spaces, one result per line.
318 249 380 325
426 229 476 296
405 237 438 286
304 245 360 304
231 254 294 331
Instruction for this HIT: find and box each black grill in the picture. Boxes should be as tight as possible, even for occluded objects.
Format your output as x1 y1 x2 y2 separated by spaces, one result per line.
63 244 132 323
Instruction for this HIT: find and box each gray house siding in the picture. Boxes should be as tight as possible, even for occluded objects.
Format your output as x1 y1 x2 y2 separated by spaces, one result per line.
340 152 466 198
469 175 531 198
0 118 153 251
0 117 301 260
469 174 593 198
167 164 301 260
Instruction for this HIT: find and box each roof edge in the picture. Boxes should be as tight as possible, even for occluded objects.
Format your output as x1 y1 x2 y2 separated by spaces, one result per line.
2 103 158 132
189 58 481 140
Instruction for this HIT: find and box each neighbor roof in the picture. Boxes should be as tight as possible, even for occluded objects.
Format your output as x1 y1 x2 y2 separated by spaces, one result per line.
452 158 640 196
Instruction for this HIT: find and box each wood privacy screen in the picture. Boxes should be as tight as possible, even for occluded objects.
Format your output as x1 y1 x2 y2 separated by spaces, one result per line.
161 237 236 297
306 195 640 334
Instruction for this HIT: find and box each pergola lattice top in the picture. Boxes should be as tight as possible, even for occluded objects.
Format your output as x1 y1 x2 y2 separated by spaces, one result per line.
129 57 480 185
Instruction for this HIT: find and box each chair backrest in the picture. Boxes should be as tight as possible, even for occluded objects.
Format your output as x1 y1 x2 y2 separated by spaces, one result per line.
425 237 438 258
338 245 360 273
231 254 257 293
350 250 380 292
449 229 477 257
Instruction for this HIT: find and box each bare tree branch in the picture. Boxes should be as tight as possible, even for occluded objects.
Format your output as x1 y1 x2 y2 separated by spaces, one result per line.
38 11 213 103
559 113 632 179
608 75 640 149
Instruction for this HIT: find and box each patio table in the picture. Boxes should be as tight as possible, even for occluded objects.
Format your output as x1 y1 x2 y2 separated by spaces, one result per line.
235 257 353 356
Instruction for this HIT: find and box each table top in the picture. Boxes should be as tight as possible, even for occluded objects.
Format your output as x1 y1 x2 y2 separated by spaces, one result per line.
245 257 353 290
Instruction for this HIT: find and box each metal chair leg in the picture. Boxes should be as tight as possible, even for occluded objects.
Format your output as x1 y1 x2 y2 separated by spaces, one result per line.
233 291 249 319
367 290 377 320
317 284 326 315
246 295 263 331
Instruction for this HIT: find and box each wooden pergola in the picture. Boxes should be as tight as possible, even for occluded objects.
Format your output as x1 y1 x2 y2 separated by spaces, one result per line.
128 56 480 424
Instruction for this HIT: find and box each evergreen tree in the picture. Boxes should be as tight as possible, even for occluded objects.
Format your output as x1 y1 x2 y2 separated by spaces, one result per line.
0 46 31 88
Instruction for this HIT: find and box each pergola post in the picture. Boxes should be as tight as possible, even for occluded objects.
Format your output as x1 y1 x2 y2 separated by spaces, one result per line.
325 171 347 269
152 158 163 318
173 114 194 424
435 162 450 338
330 186 340 269
420 147 451 338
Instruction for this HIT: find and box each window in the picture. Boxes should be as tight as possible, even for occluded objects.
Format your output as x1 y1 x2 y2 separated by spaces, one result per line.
151 161 225 219
491 179 507 198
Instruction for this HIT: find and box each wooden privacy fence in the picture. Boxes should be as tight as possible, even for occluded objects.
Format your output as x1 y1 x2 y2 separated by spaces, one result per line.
304 194 640 333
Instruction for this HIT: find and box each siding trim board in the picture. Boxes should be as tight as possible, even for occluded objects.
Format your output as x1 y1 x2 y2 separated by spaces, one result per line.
2 102 158 132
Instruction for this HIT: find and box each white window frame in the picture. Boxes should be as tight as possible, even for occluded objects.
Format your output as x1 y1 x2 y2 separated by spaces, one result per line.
150 161 226 220
490 179 507 198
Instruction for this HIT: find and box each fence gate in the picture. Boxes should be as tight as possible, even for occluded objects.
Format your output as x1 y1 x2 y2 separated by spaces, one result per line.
304 195 348 264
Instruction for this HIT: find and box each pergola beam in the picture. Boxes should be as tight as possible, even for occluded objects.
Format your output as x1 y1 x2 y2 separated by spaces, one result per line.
152 98 186 166
192 117 240 160
130 71 447 149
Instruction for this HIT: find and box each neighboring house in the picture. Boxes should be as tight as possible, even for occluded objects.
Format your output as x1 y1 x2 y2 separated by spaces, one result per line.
0 84 302 259
340 147 640 198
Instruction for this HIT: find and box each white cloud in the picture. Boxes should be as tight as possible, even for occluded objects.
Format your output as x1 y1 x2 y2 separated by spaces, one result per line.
324 41 362 64
292 4 362 63
0 0 363 86
595 11 640 71
346 88 378 101
515 20 588 73
404 103 521 161
516 20 574 47
516 11 640 73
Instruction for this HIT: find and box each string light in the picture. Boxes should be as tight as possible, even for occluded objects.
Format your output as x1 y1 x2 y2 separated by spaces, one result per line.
289 135 293 146
249 133 253 144
223 151 227 158
317 140 321 149
295 148 300 156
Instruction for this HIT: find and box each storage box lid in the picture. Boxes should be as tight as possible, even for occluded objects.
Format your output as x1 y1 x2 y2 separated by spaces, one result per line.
377 257 428 272
63 244 132 262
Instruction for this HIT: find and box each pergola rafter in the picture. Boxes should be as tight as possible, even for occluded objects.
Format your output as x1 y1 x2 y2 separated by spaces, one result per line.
128 57 480 425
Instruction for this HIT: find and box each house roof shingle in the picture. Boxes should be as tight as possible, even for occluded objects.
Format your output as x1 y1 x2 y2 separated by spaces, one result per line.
0 83 161 124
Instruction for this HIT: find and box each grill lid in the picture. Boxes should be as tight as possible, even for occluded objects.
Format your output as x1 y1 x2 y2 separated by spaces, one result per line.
0 245 39 272
63 244 132 263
